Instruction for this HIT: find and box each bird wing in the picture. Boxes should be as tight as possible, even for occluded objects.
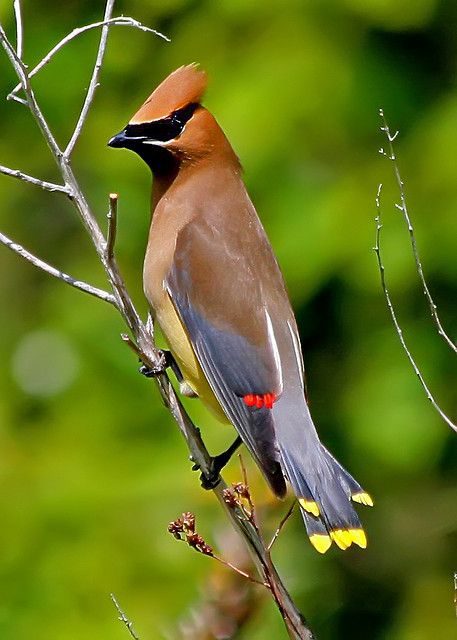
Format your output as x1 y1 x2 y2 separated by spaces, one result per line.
165 216 287 496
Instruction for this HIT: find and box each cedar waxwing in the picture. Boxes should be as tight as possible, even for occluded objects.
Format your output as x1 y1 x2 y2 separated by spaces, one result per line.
108 65 373 553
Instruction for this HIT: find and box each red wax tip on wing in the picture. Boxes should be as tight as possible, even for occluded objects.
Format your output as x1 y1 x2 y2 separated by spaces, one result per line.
243 394 255 407
242 393 278 409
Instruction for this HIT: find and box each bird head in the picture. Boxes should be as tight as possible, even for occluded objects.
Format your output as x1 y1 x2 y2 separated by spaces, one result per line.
108 64 232 173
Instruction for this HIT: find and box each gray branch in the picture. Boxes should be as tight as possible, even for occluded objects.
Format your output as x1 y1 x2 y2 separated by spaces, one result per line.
110 594 141 640
0 229 116 305
8 17 169 103
0 164 70 194
65 0 115 157
13 0 23 59
374 184 457 434
379 109 457 354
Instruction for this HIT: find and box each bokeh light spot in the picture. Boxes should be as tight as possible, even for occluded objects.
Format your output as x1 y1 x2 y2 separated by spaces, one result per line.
12 330 79 397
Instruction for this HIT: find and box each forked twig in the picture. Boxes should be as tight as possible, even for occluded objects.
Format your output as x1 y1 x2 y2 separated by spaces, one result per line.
0 24 61 158
7 17 169 103
0 229 116 305
65 0 116 156
0 164 69 194
168 511 268 588
378 109 456 354
374 184 456 433
269 502 296 551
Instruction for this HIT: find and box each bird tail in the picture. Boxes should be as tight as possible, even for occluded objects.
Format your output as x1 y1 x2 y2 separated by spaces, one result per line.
272 385 372 553
280 435 373 553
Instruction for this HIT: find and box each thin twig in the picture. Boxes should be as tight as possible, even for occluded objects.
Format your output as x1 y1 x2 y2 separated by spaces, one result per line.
65 0 115 157
106 193 118 260
0 25 62 158
212 553 269 588
110 594 141 640
374 184 457 433
379 109 457 354
7 17 169 103
238 454 258 529
0 229 116 305
0 24 141 332
268 502 296 551
0 164 70 194
13 0 23 59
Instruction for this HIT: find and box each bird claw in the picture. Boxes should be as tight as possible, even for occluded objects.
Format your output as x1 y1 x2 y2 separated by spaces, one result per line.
138 350 171 377
200 470 221 490
139 363 164 377
190 457 221 489
191 436 243 490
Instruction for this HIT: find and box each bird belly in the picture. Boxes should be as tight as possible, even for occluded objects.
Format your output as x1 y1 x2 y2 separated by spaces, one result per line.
156 294 228 424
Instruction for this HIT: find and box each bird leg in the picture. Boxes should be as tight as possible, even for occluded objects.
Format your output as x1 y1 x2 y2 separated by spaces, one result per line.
139 351 198 397
139 349 180 378
194 436 243 489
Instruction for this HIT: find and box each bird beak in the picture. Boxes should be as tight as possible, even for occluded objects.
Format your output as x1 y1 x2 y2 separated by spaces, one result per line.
108 129 129 148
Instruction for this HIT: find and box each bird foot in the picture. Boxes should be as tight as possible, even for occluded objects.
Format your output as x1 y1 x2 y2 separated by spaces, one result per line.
192 436 243 490
139 350 174 378
191 456 223 489
194 458 223 490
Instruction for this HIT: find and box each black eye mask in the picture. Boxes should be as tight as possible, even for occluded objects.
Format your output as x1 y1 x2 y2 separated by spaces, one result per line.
125 102 199 143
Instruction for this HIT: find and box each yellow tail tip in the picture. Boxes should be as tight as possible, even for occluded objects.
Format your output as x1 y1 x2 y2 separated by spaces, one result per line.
330 529 352 550
350 529 368 549
330 528 367 550
299 498 320 517
352 492 374 507
309 534 332 554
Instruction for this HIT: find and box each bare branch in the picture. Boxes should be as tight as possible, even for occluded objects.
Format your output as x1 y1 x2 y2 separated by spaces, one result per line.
0 229 116 305
110 594 140 640
0 25 62 158
13 0 23 59
268 502 296 551
213 555 268 587
379 109 457 354
106 193 118 261
0 24 144 335
374 184 457 433
237 455 258 529
65 0 115 157
0 164 70 194
7 17 169 103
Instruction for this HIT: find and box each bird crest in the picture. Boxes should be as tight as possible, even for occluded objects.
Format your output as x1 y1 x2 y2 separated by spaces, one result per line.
130 64 207 124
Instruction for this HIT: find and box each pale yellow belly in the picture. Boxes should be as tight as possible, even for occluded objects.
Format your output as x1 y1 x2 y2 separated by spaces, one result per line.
156 294 228 423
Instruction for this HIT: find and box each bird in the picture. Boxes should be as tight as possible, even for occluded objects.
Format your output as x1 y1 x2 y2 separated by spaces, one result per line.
108 64 373 553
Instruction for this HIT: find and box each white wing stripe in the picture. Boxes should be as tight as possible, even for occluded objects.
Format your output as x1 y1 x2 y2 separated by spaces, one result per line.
264 308 283 393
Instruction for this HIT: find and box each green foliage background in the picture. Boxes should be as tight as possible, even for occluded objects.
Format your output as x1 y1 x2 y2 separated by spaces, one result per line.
0 1 456 638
